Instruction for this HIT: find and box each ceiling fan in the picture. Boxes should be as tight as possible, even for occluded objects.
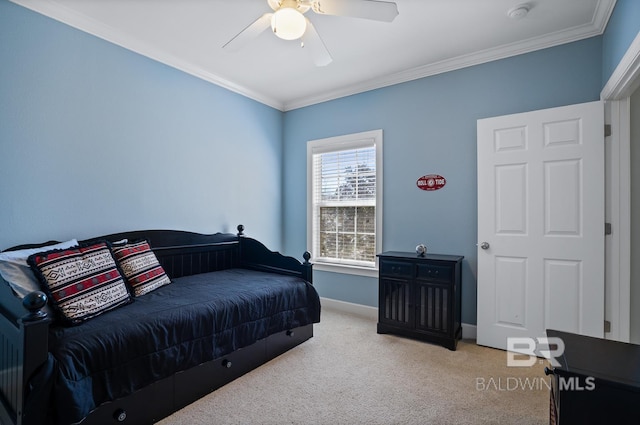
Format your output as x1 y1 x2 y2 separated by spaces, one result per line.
222 0 399 67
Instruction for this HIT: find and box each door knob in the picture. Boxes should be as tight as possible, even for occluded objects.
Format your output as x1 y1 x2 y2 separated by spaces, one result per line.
480 242 490 250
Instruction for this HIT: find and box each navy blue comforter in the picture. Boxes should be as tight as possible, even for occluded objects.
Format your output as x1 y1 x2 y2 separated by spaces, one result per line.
37 269 321 424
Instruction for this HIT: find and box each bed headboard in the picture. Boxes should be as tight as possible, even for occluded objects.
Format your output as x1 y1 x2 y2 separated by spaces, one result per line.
3 225 312 290
82 229 241 279
81 225 312 282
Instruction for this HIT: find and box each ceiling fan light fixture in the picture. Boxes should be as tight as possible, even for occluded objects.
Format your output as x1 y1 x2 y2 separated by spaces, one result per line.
271 7 307 40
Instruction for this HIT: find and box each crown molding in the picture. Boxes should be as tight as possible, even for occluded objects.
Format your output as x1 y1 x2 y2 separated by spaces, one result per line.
283 0 617 111
10 0 616 112
601 30 640 100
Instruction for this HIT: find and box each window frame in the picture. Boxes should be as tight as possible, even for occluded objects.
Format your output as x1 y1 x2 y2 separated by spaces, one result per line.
307 129 383 277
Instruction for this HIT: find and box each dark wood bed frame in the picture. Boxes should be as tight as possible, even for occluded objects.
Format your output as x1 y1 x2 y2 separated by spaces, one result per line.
0 225 314 425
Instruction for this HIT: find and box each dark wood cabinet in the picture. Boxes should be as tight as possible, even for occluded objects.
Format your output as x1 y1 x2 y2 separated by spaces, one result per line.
377 251 463 350
546 329 640 424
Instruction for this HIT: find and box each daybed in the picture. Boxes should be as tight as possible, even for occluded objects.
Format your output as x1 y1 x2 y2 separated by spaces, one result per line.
0 225 320 425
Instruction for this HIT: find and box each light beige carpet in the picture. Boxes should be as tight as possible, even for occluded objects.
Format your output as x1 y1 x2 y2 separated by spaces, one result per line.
158 307 549 425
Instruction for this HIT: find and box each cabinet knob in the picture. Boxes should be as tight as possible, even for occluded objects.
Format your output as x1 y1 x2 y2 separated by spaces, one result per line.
544 367 555 376
222 359 232 368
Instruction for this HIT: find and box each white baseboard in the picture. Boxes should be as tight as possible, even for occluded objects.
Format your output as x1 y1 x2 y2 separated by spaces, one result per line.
320 297 477 340
462 323 477 340
320 297 378 321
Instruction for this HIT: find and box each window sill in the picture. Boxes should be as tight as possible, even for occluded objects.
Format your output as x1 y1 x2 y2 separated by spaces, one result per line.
312 262 379 278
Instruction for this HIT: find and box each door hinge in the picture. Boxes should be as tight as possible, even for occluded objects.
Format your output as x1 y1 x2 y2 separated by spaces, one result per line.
605 222 612 235
604 320 611 333
604 124 612 137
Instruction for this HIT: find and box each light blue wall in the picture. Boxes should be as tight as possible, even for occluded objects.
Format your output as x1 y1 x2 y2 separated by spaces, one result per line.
602 0 640 86
282 38 604 324
0 0 284 249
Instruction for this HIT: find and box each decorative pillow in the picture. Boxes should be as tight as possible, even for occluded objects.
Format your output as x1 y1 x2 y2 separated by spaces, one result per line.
28 242 132 325
111 240 171 296
0 239 79 299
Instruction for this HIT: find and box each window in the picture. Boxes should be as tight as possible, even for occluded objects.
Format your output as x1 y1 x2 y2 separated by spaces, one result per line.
307 130 382 276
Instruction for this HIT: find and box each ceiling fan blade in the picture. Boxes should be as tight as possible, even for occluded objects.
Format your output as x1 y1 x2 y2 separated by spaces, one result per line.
223 13 273 52
311 0 398 22
302 18 332 67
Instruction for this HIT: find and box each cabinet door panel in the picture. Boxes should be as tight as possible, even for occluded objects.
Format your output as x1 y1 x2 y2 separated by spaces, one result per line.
379 278 413 327
416 283 449 333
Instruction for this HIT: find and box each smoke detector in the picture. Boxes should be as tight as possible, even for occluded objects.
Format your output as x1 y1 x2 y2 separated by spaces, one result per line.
508 4 531 20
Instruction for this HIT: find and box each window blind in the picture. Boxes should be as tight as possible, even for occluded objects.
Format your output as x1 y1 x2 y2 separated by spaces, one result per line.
312 145 376 266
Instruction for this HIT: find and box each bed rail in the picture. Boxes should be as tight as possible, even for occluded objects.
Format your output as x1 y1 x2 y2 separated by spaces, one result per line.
238 237 313 283
0 283 50 425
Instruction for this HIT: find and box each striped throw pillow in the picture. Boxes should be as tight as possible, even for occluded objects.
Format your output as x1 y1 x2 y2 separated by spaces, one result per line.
111 240 171 296
28 242 132 325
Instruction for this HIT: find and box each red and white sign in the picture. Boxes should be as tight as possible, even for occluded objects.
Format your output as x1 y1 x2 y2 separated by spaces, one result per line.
417 174 446 191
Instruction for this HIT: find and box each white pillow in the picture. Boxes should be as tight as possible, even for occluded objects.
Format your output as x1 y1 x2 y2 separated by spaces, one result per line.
0 239 79 298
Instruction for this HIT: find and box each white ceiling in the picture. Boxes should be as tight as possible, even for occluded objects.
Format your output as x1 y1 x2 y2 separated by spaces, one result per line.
11 0 616 111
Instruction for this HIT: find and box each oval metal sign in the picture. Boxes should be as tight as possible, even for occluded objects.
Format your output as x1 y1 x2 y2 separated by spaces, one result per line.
417 174 446 191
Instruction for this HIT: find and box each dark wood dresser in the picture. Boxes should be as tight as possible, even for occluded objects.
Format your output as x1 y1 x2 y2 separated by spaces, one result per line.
376 251 463 350
545 329 640 424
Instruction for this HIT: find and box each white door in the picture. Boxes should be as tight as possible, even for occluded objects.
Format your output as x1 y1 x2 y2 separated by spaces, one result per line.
477 101 605 351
